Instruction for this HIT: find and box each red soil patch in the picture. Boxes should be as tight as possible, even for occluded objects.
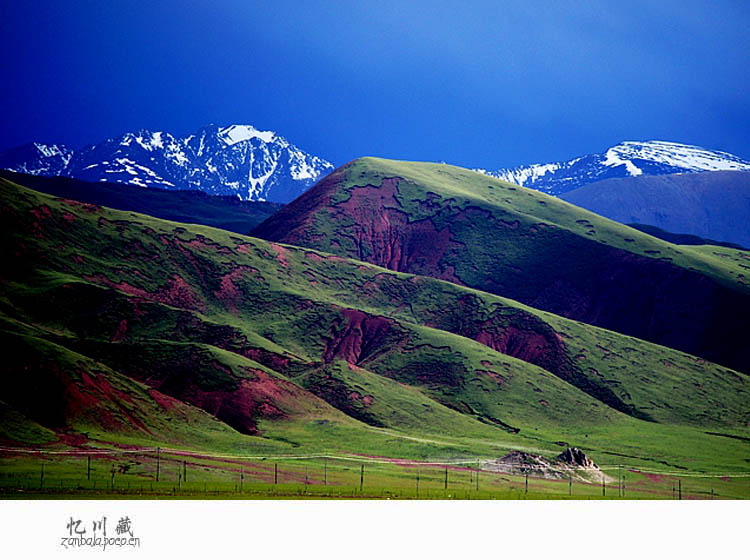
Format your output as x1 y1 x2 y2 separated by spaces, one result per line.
323 309 397 365
159 369 318 436
62 368 151 435
476 327 550 364
237 347 291 373
236 243 253 255
185 236 234 255
30 205 53 220
147 389 178 411
328 178 463 283
56 432 89 447
303 271 318 285
476 369 505 386
347 391 374 406
453 300 576 383
84 273 204 311
161 275 204 310
214 268 245 312
62 199 100 213
61 211 76 223
642 472 665 483
111 319 128 342
269 243 291 268
499 219 520 229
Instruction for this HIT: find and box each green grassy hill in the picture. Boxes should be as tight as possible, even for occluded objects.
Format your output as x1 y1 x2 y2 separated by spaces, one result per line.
252 157 750 374
0 170 282 234
2 175 749 476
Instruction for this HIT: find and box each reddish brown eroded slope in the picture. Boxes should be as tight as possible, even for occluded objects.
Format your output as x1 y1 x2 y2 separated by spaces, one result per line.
323 309 400 365
124 363 318 436
2 357 157 435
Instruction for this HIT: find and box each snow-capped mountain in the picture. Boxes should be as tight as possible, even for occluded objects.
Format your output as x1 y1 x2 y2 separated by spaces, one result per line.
0 124 335 203
476 141 750 195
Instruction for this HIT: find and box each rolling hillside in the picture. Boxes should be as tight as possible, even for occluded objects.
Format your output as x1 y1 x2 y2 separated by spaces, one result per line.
252 158 750 375
2 176 749 474
0 170 282 234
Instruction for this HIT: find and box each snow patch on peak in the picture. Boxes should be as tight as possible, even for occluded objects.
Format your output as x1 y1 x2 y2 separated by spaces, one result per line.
151 131 164 149
33 143 66 158
477 139 750 196
219 124 276 145
608 140 750 172
602 147 642 176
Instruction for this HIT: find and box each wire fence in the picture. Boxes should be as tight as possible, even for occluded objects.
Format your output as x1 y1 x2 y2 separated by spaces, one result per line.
1 446 748 499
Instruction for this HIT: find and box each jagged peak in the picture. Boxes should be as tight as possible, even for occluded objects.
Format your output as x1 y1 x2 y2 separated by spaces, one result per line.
218 124 277 145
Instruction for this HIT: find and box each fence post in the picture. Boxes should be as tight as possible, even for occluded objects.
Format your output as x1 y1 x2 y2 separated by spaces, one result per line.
360 464 364 492
444 467 448 490
416 469 420 498
156 447 160 482
274 463 278 485
240 467 244 493
178 470 182 490
110 465 115 490
324 458 328 486
183 460 187 484
678 479 682 500
476 464 480 492
602 477 605 497
305 466 309 491
87 456 91 481
569 475 572 496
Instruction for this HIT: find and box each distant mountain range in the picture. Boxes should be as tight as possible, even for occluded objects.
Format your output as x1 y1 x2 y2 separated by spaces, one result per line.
476 141 750 195
0 124 334 203
560 170 750 249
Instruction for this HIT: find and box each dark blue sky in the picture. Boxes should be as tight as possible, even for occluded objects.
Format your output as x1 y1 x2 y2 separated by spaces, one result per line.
1 1 748 169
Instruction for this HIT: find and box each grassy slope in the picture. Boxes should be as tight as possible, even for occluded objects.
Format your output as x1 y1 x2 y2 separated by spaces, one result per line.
263 158 750 286
0 170 282 234
251 157 750 374
1 176 749 475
